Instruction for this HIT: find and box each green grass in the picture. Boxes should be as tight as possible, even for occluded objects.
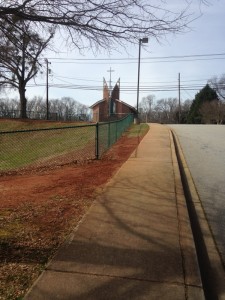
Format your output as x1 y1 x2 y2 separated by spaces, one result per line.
0 120 95 171
0 119 89 132
127 123 149 138
0 118 140 171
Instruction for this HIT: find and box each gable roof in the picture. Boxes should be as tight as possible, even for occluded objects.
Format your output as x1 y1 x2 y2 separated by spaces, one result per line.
89 99 105 109
90 98 136 113
115 99 137 113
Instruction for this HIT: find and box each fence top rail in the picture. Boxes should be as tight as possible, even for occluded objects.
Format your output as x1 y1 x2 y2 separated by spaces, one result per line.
98 114 133 126
0 123 96 135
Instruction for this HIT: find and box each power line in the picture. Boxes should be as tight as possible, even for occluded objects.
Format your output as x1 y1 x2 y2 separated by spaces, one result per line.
46 52 225 66
53 74 103 83
182 88 194 99
47 52 225 61
24 82 209 93
53 73 213 85
50 57 225 65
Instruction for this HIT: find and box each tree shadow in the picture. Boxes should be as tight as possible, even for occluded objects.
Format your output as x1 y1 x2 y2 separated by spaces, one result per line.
25 185 203 299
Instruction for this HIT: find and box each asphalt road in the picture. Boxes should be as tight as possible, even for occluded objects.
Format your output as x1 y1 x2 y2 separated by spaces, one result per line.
169 124 225 266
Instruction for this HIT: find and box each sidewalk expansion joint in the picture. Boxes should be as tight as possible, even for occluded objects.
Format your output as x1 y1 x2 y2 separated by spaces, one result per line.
129 159 172 164
105 185 175 195
46 268 196 288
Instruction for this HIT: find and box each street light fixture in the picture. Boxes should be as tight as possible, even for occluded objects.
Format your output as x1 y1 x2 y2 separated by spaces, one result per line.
136 37 148 123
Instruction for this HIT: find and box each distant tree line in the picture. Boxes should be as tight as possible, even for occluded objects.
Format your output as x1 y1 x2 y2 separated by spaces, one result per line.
0 96 91 121
139 95 192 124
139 74 225 124
1 74 225 124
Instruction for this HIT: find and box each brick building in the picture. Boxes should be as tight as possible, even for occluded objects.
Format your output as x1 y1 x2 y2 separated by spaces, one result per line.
90 78 136 122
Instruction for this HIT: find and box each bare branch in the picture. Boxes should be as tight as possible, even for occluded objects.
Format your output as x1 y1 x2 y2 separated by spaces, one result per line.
0 17 53 118
208 74 225 101
0 0 202 50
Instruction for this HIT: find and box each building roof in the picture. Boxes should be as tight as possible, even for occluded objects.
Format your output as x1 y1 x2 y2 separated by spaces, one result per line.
90 98 137 113
115 99 137 113
89 99 105 109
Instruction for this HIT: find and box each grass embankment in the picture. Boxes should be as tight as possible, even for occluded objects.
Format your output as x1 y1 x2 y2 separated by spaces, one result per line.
0 123 149 300
127 123 149 138
0 120 148 172
0 119 87 131
0 119 94 171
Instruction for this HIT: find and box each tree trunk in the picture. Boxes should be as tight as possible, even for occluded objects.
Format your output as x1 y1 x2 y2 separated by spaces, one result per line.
19 85 27 119
19 33 27 119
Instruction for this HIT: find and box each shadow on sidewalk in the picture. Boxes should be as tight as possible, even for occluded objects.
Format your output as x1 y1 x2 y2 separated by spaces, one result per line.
27 186 202 299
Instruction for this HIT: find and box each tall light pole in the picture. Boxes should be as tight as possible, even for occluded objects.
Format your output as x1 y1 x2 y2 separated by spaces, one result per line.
136 37 148 123
178 72 181 123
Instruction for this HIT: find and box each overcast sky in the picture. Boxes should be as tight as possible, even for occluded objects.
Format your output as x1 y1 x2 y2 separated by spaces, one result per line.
5 0 225 108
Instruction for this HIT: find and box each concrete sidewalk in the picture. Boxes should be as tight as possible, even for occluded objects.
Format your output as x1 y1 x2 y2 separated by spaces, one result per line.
25 123 204 300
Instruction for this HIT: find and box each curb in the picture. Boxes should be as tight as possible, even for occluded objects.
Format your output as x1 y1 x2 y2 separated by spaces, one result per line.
169 130 204 300
171 129 225 300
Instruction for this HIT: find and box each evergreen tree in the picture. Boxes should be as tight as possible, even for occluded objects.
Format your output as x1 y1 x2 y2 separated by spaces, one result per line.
187 84 218 124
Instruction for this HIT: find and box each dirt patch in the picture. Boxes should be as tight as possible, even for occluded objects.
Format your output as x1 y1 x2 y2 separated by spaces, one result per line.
0 126 148 300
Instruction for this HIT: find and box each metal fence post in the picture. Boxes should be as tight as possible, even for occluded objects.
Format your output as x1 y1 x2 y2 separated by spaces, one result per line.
95 122 99 159
116 121 118 141
108 122 111 148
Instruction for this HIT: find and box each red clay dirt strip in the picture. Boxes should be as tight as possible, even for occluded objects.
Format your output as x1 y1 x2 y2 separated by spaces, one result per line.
0 126 148 299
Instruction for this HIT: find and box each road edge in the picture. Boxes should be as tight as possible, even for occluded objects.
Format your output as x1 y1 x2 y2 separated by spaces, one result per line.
171 129 225 300
169 130 205 299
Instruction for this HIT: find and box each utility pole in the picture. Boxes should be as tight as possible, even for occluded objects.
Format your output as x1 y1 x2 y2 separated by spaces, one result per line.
178 72 181 123
45 58 51 120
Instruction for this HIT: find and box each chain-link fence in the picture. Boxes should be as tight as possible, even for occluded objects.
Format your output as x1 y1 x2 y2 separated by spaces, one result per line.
0 114 134 172
96 114 134 158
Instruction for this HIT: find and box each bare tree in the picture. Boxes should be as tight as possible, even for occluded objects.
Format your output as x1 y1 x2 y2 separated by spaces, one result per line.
0 1 204 51
167 97 178 122
208 74 225 100
200 100 225 124
180 99 192 123
152 97 178 123
0 18 53 118
139 94 155 123
0 95 90 120
0 97 20 117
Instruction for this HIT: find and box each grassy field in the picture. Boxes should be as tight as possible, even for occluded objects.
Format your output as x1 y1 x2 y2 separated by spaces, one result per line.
0 119 147 172
0 119 89 131
127 123 149 138
0 119 95 171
